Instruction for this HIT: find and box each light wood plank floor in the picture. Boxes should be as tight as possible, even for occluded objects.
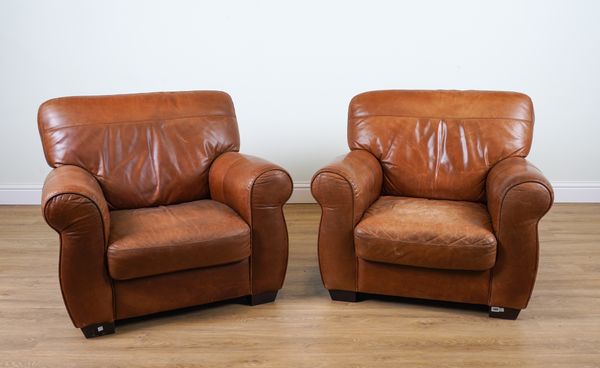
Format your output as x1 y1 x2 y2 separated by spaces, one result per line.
0 204 599 367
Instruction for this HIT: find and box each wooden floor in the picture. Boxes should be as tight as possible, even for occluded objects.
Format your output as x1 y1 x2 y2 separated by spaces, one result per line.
0 204 599 367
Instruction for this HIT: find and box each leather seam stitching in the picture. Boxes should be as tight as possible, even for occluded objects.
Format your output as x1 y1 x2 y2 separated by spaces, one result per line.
349 115 532 122
42 114 236 131
523 185 553 306
108 237 250 254
135 258 248 275
354 236 497 248
111 255 251 281
310 175 329 291
356 256 494 272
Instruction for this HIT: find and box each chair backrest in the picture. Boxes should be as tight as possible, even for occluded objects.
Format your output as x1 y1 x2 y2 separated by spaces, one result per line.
38 90 239 209
348 90 534 202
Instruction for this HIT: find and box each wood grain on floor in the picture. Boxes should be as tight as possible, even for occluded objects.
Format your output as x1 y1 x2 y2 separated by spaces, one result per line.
0 203 599 367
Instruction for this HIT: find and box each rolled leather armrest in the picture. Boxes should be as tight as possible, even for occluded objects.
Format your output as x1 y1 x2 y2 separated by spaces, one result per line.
311 150 383 291
487 157 553 232
311 150 382 225
42 165 110 239
486 157 554 309
41 165 114 328
209 152 293 294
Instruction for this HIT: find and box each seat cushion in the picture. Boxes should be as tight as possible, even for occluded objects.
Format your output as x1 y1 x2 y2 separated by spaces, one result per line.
355 196 497 271
107 200 251 280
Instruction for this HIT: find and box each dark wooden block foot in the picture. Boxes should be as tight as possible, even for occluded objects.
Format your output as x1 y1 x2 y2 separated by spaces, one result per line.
329 290 358 302
489 306 521 320
249 291 278 306
81 322 115 338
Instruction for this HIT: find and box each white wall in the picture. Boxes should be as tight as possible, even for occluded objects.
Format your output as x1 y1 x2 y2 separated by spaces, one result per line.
1 0 599 203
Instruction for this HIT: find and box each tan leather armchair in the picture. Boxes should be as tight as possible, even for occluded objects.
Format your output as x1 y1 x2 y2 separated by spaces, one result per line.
39 91 292 337
312 90 553 319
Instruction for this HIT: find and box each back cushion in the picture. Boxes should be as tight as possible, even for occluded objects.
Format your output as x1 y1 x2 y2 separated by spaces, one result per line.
39 91 240 209
348 90 534 202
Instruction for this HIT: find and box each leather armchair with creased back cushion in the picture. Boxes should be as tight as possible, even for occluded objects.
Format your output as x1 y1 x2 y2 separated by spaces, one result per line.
39 91 292 337
312 90 553 319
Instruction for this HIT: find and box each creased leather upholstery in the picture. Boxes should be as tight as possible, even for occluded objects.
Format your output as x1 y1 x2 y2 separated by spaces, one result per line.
38 91 292 333
38 91 239 209
210 152 293 294
348 90 533 202
355 196 497 271
313 90 553 315
108 200 251 280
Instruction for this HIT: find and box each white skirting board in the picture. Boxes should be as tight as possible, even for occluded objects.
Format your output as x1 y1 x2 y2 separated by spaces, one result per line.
0 184 44 205
1 181 600 205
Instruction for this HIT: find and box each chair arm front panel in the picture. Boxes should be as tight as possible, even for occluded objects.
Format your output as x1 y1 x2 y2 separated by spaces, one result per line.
41 165 114 327
311 150 383 291
209 152 293 294
486 157 553 309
